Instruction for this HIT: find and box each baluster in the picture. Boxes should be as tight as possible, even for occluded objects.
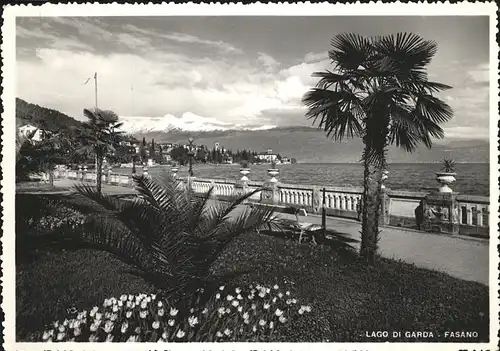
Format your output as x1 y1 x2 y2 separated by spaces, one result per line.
466 205 473 225
477 206 483 226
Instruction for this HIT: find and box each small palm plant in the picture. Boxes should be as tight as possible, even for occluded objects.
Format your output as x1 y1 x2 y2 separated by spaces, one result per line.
54 171 280 307
441 158 456 173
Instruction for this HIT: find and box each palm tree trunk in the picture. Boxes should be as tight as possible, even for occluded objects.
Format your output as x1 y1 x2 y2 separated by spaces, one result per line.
360 145 382 265
96 154 103 193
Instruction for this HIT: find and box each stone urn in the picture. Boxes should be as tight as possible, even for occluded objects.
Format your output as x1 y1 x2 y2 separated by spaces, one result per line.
240 167 250 181
267 168 279 183
435 172 456 193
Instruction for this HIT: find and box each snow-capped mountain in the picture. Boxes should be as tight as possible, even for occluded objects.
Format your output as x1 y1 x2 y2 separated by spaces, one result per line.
118 112 276 134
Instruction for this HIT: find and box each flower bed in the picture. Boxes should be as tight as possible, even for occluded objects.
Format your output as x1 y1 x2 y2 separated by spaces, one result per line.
36 285 311 342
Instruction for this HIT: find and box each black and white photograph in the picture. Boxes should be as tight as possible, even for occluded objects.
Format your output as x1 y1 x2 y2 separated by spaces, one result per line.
2 2 498 350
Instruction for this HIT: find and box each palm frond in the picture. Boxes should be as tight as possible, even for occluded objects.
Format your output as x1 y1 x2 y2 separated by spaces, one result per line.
329 33 374 71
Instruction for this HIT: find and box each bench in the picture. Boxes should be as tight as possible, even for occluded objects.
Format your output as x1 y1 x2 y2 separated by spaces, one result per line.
249 203 324 244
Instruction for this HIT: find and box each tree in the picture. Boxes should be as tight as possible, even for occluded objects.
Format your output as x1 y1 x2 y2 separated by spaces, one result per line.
303 33 453 264
54 172 279 305
157 144 164 164
75 108 124 193
150 139 156 161
139 137 147 163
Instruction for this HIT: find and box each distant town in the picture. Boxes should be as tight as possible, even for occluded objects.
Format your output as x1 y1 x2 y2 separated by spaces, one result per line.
18 123 297 169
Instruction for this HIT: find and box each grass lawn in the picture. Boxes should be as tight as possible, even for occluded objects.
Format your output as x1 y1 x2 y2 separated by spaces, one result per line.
17 230 489 342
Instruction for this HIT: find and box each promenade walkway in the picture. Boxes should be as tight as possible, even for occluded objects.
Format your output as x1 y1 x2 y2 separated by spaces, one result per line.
51 178 489 286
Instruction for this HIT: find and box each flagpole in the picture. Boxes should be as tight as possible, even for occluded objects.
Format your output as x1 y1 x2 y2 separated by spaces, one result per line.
94 72 98 185
94 72 98 110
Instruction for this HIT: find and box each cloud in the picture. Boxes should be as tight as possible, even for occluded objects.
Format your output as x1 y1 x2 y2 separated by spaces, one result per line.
304 51 329 63
443 126 489 140
257 52 280 70
466 62 489 84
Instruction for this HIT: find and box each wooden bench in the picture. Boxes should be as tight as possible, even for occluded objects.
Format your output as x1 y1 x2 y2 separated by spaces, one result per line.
249 203 324 244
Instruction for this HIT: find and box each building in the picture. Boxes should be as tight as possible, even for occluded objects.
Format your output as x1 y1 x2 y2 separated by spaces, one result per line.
257 148 278 163
18 124 46 142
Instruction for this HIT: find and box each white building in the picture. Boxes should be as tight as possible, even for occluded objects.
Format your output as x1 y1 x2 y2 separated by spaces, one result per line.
257 149 278 163
18 124 46 142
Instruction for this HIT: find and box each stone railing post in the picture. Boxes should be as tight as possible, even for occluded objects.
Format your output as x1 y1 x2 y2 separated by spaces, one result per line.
78 165 83 181
380 170 390 225
107 167 113 184
143 164 148 177
312 186 321 214
235 166 250 198
83 165 88 182
171 165 179 178
261 166 280 205
422 192 459 235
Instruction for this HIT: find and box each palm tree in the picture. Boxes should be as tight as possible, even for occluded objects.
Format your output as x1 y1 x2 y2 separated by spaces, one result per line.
52 171 279 306
303 33 453 264
74 108 124 193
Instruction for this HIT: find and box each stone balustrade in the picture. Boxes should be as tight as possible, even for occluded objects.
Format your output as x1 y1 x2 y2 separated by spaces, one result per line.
52 167 490 236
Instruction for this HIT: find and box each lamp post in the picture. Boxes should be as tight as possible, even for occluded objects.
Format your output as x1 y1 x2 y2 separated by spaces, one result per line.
187 137 195 177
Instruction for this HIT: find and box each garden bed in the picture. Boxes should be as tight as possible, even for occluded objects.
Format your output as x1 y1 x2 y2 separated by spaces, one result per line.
17 229 489 342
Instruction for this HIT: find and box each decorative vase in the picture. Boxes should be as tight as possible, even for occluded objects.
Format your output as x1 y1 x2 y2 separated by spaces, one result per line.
267 168 279 183
240 168 250 181
381 170 389 190
435 172 456 193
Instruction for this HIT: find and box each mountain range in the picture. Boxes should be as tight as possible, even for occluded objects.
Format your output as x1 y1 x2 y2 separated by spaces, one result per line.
16 98 490 163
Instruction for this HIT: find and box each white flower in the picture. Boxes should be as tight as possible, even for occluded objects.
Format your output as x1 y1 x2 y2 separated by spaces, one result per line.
298 308 304 315
73 328 81 336
263 303 270 310
151 294 157 300
127 335 137 342
278 292 283 298
252 325 257 332
232 300 239 307
273 284 279 290
237 294 243 300
90 323 98 332
248 294 254 300
217 307 225 315
112 305 119 313
237 306 243 313
259 319 266 326
224 328 232 336
95 312 102 321
225 307 231 313
275 308 283 317
152 321 160 329
219 285 225 291
216 331 223 337
304 305 312 312
121 322 128 333
188 316 199 327
190 308 194 313
176 330 185 338
235 287 241 293
134 326 141 334
56 332 65 341
128 294 134 301
140 300 148 309
258 291 266 298
118 300 123 307
120 294 127 301
161 332 168 340
266 288 271 293
89 334 98 342
168 319 175 326
244 319 250 324
226 295 234 301
285 291 291 296
58 325 65 333
104 320 114 333
158 308 164 317
216 293 221 299
202 308 208 314
139 310 148 319
251 304 257 310
291 298 297 304
279 316 287 323
243 312 250 320
169 307 179 316
286 299 292 305
272 297 277 303
157 301 163 308
126 311 132 318
146 296 152 303
42 331 51 340
106 334 114 342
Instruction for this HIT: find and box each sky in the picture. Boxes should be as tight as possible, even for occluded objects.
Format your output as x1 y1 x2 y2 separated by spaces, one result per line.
16 16 490 140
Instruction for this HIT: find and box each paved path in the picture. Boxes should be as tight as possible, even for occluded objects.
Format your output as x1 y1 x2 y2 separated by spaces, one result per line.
52 178 489 286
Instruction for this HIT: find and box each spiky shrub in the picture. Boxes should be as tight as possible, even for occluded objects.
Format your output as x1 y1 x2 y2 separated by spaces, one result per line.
441 158 456 173
54 171 280 305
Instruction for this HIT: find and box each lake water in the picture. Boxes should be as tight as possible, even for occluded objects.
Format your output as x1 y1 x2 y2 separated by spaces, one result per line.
114 163 490 197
